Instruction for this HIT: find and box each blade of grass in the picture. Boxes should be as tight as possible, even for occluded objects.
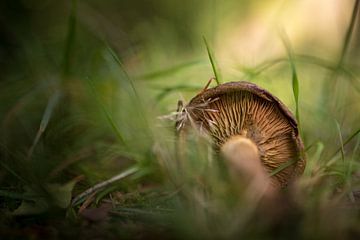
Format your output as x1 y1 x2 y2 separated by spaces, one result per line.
269 159 297 177
350 135 360 164
297 54 356 76
335 121 345 163
297 54 360 92
303 142 325 176
87 77 126 145
0 189 36 201
71 165 139 206
0 159 28 184
27 90 62 160
321 0 360 105
330 127 360 159
346 133 359 202
154 84 203 101
2 82 48 133
239 58 285 80
238 54 360 92
338 0 360 67
62 0 77 77
95 185 119 205
105 43 152 137
314 142 325 162
279 29 300 127
105 44 140 100
136 59 204 80
305 140 318 152
203 36 221 85
111 207 173 216
314 142 325 166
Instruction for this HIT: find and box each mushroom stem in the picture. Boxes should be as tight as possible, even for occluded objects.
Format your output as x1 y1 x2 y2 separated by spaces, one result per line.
221 136 260 177
221 135 274 198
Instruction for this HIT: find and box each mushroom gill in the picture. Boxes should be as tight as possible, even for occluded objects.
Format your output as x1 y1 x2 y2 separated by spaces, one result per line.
177 81 306 187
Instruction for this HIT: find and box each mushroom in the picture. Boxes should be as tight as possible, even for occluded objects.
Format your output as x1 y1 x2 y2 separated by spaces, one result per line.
176 81 305 188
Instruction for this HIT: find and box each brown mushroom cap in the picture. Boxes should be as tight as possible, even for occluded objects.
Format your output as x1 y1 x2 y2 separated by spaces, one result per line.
176 81 306 187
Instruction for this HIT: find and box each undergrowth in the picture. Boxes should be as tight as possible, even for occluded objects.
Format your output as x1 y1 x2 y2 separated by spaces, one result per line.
1 0 360 239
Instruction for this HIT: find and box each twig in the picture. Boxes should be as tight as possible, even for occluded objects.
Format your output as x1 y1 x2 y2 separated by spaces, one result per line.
71 166 139 206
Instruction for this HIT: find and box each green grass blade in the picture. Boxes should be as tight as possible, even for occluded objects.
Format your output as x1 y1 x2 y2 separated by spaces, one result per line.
279 30 300 127
153 84 202 101
335 121 345 163
330 127 360 159
0 159 28 184
320 0 360 106
136 59 204 80
239 58 285 79
296 54 360 92
62 0 77 77
27 90 62 160
305 140 317 152
71 165 139 206
238 54 360 92
292 67 299 123
351 134 360 161
269 159 297 177
338 0 359 66
203 36 221 85
105 43 151 136
348 135 360 179
87 77 126 145
345 134 359 203
105 44 140 100
0 189 36 201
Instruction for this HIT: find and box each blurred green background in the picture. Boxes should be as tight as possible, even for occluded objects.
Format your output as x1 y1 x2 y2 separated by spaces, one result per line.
1 0 360 239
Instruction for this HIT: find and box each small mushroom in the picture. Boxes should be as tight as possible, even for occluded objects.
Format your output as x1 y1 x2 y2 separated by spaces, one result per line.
176 81 305 188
